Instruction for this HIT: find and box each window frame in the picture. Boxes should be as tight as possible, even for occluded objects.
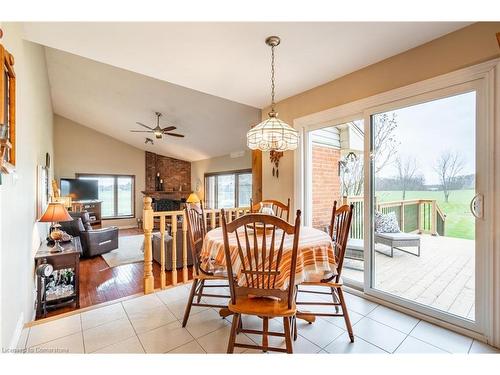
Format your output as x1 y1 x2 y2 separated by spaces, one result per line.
204 168 252 209
76 173 135 219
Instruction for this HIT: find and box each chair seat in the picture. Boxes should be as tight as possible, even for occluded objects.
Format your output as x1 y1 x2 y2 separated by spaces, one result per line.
229 296 296 317
301 277 343 287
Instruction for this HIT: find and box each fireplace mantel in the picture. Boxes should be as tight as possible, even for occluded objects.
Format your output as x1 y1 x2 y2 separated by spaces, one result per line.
141 190 189 200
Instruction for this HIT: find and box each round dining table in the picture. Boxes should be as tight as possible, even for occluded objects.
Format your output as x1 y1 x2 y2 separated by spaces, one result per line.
200 225 338 322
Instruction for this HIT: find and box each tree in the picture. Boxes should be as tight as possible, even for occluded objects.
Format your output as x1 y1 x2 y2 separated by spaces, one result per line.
340 113 399 197
434 151 465 203
395 156 419 200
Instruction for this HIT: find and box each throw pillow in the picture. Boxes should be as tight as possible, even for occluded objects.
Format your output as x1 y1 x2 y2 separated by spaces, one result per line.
375 211 400 233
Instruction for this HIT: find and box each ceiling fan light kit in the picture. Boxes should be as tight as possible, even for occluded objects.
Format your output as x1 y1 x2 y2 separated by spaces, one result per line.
247 36 299 153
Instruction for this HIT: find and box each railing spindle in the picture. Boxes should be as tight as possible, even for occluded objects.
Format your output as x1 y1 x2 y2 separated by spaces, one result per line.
171 213 178 285
160 215 166 289
182 212 188 283
142 197 154 294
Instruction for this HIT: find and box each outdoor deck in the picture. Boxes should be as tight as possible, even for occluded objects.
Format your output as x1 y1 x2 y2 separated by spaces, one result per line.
343 234 475 320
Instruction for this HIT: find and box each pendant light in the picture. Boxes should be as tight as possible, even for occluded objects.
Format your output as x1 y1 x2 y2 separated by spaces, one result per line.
247 36 299 152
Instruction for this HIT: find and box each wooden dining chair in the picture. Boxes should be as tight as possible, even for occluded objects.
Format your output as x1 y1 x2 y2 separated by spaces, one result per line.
249 198 291 222
182 202 230 327
295 201 355 342
221 209 301 353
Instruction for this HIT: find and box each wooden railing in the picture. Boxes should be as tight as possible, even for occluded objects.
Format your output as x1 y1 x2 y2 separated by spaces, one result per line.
344 196 446 239
142 196 250 294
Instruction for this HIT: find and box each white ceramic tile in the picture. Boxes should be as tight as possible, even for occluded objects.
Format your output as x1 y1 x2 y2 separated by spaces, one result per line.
83 317 135 353
27 314 82 347
268 335 322 354
156 285 191 304
93 336 145 354
295 317 344 348
469 340 500 354
16 328 29 349
168 340 206 354
185 308 229 338
122 293 164 315
30 332 84 354
138 321 194 353
196 325 255 353
127 304 177 334
352 317 406 353
324 333 387 354
367 305 419 334
410 321 472 353
342 293 379 315
165 297 210 320
81 303 127 330
394 336 447 353
321 309 364 329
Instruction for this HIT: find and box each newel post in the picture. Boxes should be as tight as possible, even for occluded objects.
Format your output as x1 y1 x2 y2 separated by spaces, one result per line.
143 196 154 294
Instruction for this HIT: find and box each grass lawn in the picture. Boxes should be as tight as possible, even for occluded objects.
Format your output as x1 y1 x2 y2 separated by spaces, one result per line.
376 189 475 240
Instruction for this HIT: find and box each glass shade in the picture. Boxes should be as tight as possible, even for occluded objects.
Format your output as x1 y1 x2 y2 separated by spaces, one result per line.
247 115 299 152
39 203 73 223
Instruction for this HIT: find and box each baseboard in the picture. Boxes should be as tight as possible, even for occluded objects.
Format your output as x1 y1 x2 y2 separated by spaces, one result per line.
117 225 139 230
8 312 25 350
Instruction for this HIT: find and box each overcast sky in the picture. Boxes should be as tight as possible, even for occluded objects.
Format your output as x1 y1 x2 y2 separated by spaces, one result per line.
377 91 476 185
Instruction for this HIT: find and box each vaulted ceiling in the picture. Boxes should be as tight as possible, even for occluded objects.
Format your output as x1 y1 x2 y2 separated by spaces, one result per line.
23 22 471 161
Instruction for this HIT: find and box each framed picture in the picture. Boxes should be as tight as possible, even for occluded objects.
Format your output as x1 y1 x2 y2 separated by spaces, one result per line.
0 39 16 174
37 165 49 219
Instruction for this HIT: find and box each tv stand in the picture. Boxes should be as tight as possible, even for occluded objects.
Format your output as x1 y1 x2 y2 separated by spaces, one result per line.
70 200 102 228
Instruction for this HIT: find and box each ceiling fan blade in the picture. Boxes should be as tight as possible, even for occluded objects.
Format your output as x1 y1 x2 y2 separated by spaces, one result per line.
161 126 177 132
130 130 153 133
136 122 154 130
165 133 185 138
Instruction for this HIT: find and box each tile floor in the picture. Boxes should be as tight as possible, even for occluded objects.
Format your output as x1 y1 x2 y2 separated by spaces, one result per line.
17 282 499 354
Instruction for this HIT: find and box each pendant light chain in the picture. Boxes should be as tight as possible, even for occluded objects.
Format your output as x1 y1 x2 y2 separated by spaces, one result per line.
270 44 276 115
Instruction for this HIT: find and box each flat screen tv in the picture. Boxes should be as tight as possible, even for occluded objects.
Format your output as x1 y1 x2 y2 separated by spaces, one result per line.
60 178 99 201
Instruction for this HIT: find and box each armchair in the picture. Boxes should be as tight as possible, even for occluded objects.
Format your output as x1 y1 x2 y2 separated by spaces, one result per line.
60 212 119 258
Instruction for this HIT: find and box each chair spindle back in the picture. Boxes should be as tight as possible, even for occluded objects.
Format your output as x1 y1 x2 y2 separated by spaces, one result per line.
329 201 354 280
221 210 301 309
249 198 291 222
184 202 208 275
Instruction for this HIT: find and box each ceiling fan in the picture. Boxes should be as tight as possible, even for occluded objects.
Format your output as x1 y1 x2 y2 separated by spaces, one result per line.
130 112 185 140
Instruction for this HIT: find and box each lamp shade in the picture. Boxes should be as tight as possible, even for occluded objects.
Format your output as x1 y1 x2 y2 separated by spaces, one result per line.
186 192 200 204
39 203 73 223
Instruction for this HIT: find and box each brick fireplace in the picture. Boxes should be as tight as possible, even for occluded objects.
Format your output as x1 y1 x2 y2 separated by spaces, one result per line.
143 151 191 209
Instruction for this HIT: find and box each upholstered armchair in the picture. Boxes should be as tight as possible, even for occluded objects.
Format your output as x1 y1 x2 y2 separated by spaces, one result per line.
60 212 119 258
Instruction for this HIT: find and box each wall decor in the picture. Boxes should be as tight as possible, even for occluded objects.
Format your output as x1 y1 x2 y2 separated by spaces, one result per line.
270 150 283 178
0 30 16 174
37 165 50 219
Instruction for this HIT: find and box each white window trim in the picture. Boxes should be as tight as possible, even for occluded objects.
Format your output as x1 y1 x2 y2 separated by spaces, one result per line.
293 58 500 347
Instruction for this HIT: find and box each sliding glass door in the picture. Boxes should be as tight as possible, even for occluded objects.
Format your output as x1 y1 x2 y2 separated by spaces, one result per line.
365 81 488 332
302 71 492 334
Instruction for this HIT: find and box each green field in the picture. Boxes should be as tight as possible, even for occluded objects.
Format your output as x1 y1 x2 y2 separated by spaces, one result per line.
376 189 475 240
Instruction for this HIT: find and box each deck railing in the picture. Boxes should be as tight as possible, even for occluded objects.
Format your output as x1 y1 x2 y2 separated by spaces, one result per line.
344 196 446 239
142 196 250 294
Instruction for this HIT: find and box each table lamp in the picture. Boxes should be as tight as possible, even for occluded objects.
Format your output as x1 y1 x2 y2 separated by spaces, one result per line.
39 203 73 253
186 192 201 204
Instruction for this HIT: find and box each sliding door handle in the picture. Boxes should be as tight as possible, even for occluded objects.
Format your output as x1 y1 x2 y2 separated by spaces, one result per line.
470 193 483 219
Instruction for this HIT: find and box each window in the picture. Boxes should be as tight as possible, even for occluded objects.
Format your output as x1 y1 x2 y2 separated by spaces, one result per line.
77 174 135 218
204 169 252 209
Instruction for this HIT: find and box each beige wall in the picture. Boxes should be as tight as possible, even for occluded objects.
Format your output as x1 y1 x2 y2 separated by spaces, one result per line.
261 22 500 213
54 115 145 228
0 23 54 347
191 151 252 202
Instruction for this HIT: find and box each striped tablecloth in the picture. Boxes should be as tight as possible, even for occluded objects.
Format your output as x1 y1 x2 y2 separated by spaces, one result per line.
200 226 337 289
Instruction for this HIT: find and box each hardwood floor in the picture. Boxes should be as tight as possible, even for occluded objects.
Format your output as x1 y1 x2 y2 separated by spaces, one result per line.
42 228 192 319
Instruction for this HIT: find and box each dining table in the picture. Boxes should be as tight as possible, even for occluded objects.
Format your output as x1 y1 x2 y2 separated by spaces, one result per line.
199 225 338 323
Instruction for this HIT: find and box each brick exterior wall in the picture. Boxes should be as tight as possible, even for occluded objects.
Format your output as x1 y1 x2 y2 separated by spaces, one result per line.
312 144 341 230
145 151 191 193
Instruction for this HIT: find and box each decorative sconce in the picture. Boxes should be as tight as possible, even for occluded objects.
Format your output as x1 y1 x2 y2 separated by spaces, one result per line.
270 150 283 178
